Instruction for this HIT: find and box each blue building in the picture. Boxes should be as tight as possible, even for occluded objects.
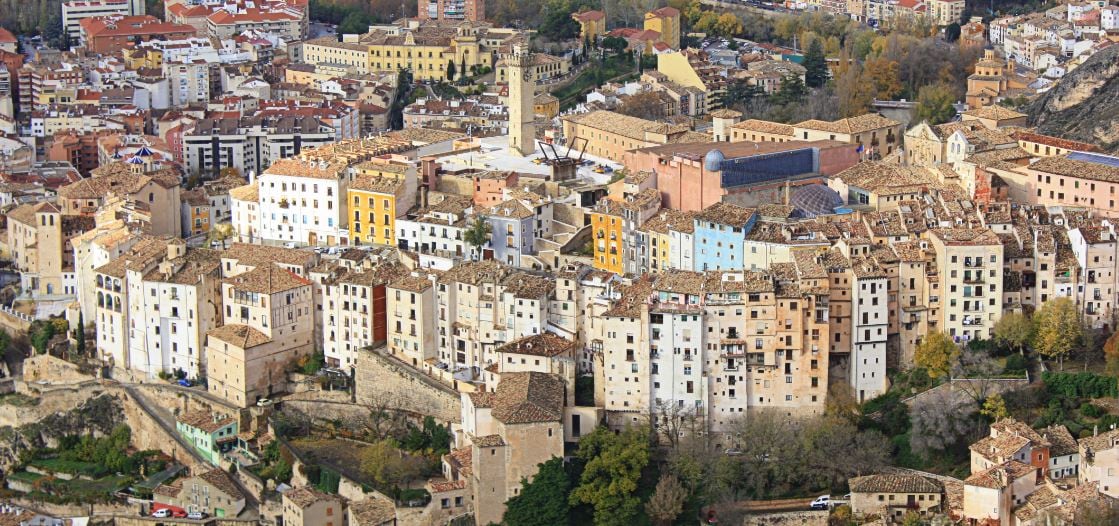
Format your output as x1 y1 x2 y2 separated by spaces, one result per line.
486 200 535 267
693 202 757 271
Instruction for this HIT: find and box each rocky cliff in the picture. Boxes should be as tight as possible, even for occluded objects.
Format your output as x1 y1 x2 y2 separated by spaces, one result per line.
0 394 124 474
1027 45 1119 154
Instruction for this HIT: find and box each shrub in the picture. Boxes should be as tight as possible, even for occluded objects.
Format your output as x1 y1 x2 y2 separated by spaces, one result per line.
1004 354 1029 374
1043 372 1119 399
1081 403 1105 419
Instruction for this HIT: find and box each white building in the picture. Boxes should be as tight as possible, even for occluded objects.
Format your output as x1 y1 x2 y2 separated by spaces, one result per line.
62 0 143 40
255 158 350 247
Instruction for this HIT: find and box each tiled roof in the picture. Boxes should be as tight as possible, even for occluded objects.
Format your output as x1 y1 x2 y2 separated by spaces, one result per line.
208 324 271 348
198 468 245 501
177 410 235 434
492 372 565 424
572 9 605 21
224 263 311 294
1078 428 1119 452
348 497 396 524
224 243 315 267
429 479 467 493
964 460 1036 489
473 434 505 447
963 105 1027 121
284 486 336 508
1043 425 1078 457
795 113 899 135
1011 131 1098 152
849 473 942 494
1028 155 1119 183
495 332 575 357
930 228 1001 246
563 110 689 142
695 201 755 226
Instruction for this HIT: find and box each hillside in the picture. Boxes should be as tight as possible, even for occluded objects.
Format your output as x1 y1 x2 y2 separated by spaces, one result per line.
1027 45 1119 154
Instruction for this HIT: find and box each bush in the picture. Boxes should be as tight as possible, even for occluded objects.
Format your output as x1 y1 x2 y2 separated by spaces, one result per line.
1004 354 1029 374
1081 403 1105 419
1043 372 1119 399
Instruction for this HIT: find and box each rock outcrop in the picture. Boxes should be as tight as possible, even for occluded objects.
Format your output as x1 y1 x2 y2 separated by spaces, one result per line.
1027 45 1119 154
0 394 124 474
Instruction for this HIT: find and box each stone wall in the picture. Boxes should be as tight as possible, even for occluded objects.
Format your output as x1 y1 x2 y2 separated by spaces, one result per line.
21 354 93 385
741 511 829 526
355 347 461 423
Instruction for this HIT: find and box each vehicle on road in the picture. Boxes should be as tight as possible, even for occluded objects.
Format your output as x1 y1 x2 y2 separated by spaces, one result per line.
810 495 830 510
187 511 206 520
151 509 170 518
177 378 193 387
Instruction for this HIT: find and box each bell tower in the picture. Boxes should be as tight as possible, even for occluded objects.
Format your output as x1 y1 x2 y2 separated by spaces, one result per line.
508 43 536 157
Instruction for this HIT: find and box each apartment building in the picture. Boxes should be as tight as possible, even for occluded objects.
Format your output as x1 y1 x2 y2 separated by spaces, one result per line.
206 263 315 407
205 6 306 41
693 202 757 271
62 0 143 40
417 0 485 22
55 161 183 238
282 487 346 526
182 116 337 179
348 162 417 247
79 15 197 55
320 259 407 369
386 273 438 367
590 189 662 275
928 228 1004 343
560 110 709 163
396 196 477 269
644 7 681 50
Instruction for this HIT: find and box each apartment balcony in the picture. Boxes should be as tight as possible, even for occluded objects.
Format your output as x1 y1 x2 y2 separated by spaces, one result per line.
962 304 985 313
963 258 984 268
963 275 984 284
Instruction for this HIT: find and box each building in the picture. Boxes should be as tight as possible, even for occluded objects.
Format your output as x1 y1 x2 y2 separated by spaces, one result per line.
928 228 1004 343
62 0 143 40
55 161 183 238
417 0 485 22
506 44 535 157
181 113 355 179
572 10 606 41
962 460 1041 525
176 410 238 466
152 469 246 518
655 51 725 115
5 202 89 296
560 110 708 163
961 105 1029 129
1079 428 1119 497
282 487 347 526
849 473 945 520
205 263 315 407
928 0 965 25
693 202 757 271
644 7 681 50
348 164 416 247
320 259 407 369
205 5 306 41
79 15 197 55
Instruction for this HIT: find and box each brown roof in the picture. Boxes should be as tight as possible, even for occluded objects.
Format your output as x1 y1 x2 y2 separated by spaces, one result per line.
197 468 245 501
492 372 565 424
283 485 336 508
348 498 396 524
563 110 690 142
177 410 235 433
1043 425 1078 457
963 105 1027 121
224 243 316 267
1011 131 1098 152
732 119 794 136
849 473 942 494
695 202 755 226
795 113 899 135
208 324 271 348
964 460 1037 489
930 227 1001 246
496 333 575 358
1028 155 1119 183
224 263 311 294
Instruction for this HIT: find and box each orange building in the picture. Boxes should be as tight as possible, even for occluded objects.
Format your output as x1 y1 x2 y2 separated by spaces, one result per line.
79 15 197 54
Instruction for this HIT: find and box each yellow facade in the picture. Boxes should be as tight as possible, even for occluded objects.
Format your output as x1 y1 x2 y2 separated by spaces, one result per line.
190 206 210 236
303 33 493 82
124 48 163 70
644 9 681 50
591 211 625 275
349 187 397 246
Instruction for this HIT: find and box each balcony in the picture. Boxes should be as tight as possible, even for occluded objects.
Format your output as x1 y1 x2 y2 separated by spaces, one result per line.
963 274 984 284
963 258 983 268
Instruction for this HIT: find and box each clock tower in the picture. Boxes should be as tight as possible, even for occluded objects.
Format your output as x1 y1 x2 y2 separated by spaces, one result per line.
508 43 536 157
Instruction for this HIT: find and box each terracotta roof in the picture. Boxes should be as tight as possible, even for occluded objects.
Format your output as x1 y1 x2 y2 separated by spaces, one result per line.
1011 131 1098 153
1028 155 1119 183
1078 428 1119 452
0 27 17 44
473 434 505 447
178 410 235 433
224 243 316 267
572 9 605 21
849 473 942 494
1043 425 1078 457
348 498 396 524
795 113 899 135
492 372 565 424
229 182 258 202
695 201 755 226
563 110 690 142
964 460 1037 489
930 227 1000 246
963 105 1027 121
429 479 467 493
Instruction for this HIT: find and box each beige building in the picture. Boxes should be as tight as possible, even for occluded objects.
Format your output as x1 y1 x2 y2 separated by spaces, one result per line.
849 473 944 521
206 263 315 407
792 114 903 157
55 161 183 238
152 469 246 518
1079 428 1119 498
461 372 566 526
928 228 1004 343
6 202 91 296
282 486 346 526
962 460 1041 525
560 110 708 162
386 273 438 367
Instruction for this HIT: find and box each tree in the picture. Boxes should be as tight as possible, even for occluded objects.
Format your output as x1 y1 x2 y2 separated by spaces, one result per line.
602 36 628 55
463 216 490 260
980 393 1010 421
914 331 959 379
835 63 873 118
944 22 961 42
909 388 981 456
616 91 669 121
73 312 85 357
1034 297 1083 370
645 474 687 526
914 82 957 125
994 312 1033 355
803 38 828 88
446 59 457 82
770 75 808 106
570 427 650 526
862 57 902 100
338 11 372 35
360 439 424 490
504 457 571 526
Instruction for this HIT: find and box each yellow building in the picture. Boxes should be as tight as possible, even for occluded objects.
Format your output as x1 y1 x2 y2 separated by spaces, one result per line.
591 200 626 275
302 22 522 82
534 93 560 119
644 6 681 50
655 51 725 114
348 160 417 246
572 10 606 42
495 53 572 83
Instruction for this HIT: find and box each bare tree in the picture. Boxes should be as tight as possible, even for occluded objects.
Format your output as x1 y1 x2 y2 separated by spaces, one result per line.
909 387 981 456
646 474 688 526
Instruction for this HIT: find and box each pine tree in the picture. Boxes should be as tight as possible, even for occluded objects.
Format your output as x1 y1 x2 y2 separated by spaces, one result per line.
803 38 828 88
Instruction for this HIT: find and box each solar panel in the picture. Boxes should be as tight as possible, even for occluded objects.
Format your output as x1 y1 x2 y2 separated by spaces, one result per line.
1068 152 1119 168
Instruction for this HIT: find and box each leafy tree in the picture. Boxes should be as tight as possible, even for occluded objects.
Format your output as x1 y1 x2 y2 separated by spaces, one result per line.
862 57 902 100
914 82 958 125
463 216 490 260
980 393 1010 421
645 474 687 526
945 22 961 42
446 59 457 82
570 427 650 526
914 331 959 379
602 36 628 55
803 38 828 88
1034 297 1083 370
770 75 808 106
994 312 1032 355
360 439 424 490
401 416 452 456
835 63 873 117
338 11 373 35
503 457 571 526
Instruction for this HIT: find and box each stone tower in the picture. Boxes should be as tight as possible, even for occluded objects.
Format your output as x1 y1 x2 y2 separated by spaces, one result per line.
507 43 536 157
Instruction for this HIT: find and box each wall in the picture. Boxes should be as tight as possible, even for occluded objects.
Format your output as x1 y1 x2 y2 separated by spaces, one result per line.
742 511 829 526
355 347 461 423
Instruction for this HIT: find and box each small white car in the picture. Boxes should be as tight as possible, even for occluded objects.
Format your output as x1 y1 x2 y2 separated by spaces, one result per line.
187 511 206 520
151 509 171 518
810 495 830 510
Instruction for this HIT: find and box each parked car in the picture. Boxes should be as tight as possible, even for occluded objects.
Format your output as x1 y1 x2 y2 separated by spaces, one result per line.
151 509 171 518
810 495 830 510
187 511 206 520
256 398 273 407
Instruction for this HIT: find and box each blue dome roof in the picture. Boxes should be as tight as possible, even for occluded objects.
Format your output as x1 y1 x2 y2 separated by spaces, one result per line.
790 184 843 218
704 149 725 172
